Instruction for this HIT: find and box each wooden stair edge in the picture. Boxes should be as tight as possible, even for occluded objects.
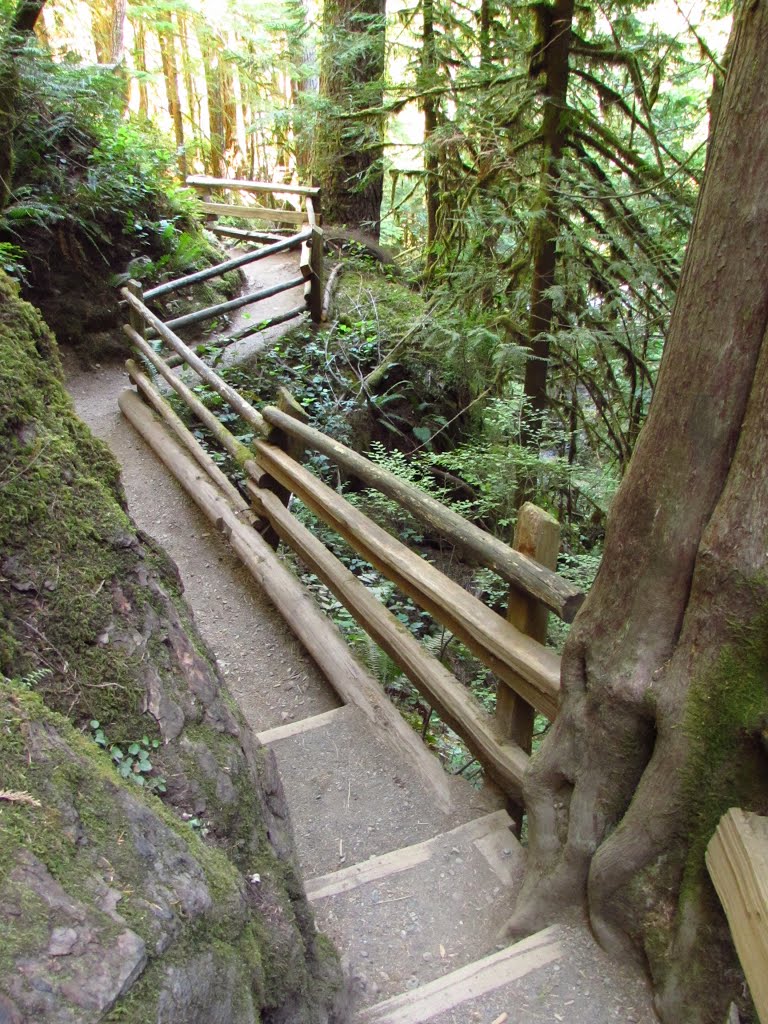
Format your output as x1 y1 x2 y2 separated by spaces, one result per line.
358 926 563 1024
305 808 517 902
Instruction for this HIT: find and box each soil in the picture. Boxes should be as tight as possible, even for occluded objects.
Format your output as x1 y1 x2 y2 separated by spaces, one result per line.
64 250 338 734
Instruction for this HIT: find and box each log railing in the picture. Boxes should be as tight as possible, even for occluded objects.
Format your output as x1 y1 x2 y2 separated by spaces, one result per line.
125 177 324 367
119 291 585 802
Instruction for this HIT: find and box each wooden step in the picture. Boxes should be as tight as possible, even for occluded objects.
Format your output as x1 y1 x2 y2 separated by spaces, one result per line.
256 704 351 745
359 926 563 1024
306 809 519 901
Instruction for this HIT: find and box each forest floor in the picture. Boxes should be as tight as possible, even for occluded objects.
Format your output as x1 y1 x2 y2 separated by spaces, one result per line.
63 250 660 1024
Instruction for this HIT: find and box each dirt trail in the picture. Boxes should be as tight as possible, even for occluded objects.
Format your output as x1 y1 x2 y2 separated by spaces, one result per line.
65 251 338 733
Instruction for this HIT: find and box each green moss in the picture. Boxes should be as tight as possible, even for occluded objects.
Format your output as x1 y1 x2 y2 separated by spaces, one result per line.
682 597 768 877
0 273 153 733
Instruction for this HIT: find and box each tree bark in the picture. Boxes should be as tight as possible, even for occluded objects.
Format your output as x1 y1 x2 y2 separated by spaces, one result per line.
314 0 386 238
131 17 149 117
90 0 126 64
158 17 187 176
505 4 768 1021
422 0 439 276
520 0 575 458
197 25 226 178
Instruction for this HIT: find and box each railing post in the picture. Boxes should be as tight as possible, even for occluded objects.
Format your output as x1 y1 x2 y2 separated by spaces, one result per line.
126 279 146 340
497 502 560 824
252 387 307 549
309 225 324 325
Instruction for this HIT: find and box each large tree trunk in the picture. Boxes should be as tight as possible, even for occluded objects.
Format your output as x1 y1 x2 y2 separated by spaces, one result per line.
505 4 768 1022
90 0 126 64
158 17 187 177
314 0 386 238
520 0 574 454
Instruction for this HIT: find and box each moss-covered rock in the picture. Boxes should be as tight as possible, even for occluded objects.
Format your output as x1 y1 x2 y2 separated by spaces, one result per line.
0 272 345 1023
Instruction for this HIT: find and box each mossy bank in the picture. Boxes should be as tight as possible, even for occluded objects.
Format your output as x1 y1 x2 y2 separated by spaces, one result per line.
0 271 345 1023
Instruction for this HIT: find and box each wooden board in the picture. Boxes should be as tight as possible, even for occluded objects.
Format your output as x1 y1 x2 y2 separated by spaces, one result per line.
706 808 768 1024
305 809 514 901
199 201 306 225
360 927 563 1024
187 174 320 197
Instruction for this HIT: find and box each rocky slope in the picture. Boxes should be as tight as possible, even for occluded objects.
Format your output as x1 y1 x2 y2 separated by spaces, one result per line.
0 271 345 1023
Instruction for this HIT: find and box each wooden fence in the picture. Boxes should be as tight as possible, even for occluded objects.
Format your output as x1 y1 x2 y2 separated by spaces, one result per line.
119 214 586 805
124 176 324 366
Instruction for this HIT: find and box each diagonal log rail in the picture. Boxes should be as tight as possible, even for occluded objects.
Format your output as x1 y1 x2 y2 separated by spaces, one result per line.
163 277 305 332
259 407 582 622
250 439 561 721
248 483 530 792
121 352 531 793
144 230 311 300
118 387 455 812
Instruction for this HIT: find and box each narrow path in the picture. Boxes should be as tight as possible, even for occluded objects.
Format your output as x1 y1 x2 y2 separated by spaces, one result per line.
65 251 660 1024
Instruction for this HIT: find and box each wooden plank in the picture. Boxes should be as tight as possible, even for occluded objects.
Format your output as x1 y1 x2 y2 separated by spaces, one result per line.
305 195 317 227
163 275 305 332
305 809 513 901
120 292 267 435
199 201 306 225
118 389 455 813
259 406 583 622
187 174 320 197
249 484 530 794
498 503 561 754
360 926 563 1024
256 705 351 746
250 442 561 720
210 225 283 244
143 230 310 300
706 808 768 1024
125 279 145 339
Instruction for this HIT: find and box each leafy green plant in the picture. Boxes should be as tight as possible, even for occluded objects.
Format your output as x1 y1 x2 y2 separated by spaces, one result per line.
89 720 167 795
0 667 52 691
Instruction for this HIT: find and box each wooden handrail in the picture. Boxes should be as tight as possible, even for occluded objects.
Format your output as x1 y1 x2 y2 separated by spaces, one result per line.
250 439 561 719
187 174 321 198
163 277 305 332
144 230 311 301
120 301 576 792
259 406 584 622
248 483 530 795
198 201 306 225
121 289 267 434
119 386 455 811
